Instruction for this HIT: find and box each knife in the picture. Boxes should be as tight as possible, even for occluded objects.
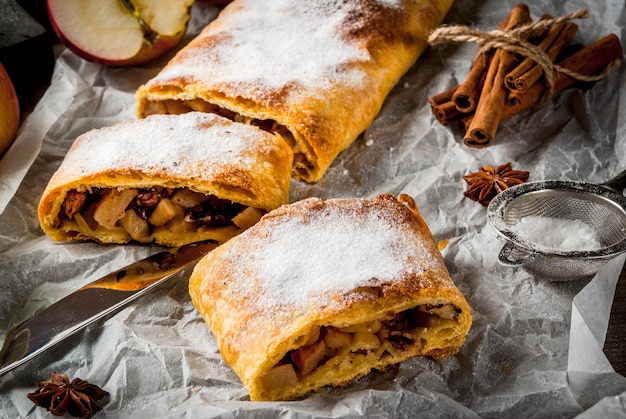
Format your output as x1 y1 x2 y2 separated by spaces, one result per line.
0 240 217 376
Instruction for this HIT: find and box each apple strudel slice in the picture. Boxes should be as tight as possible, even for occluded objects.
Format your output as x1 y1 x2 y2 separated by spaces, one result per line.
38 112 293 247
135 0 454 182
189 193 472 401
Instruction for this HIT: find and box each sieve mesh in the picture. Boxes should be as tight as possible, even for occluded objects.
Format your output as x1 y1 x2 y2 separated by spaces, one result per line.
488 179 626 281
501 189 626 251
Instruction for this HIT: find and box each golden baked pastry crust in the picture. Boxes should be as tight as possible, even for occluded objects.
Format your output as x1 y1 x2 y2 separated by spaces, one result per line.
38 112 293 246
136 0 454 182
189 194 472 401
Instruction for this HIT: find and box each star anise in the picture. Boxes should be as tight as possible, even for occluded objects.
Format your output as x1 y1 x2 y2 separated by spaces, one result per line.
463 162 530 206
27 372 109 417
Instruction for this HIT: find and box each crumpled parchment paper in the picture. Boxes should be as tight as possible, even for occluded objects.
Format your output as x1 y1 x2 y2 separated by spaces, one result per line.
1 0 625 417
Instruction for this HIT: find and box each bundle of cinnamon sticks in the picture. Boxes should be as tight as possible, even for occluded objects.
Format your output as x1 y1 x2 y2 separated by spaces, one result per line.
428 3 623 148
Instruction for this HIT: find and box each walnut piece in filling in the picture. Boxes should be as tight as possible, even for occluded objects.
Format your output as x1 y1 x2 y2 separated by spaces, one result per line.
260 304 461 397
58 186 264 244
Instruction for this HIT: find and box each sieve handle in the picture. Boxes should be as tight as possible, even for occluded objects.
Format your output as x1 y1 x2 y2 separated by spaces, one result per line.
601 169 626 194
498 241 538 267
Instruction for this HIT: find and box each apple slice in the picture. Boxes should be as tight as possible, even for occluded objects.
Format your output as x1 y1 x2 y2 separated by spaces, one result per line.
0 62 20 159
47 0 194 67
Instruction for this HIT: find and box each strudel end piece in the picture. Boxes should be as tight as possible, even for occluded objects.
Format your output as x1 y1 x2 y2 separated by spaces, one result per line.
135 0 454 182
189 194 472 401
38 112 293 247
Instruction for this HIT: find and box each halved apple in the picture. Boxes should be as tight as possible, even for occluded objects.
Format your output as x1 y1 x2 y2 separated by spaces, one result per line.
0 62 20 159
47 0 194 67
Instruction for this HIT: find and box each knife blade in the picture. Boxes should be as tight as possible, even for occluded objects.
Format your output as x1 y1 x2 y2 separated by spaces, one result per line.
0 240 217 376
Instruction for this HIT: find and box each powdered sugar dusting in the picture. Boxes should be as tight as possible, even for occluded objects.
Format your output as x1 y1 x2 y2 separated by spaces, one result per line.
224 198 442 311
54 113 276 183
510 216 602 251
153 0 404 93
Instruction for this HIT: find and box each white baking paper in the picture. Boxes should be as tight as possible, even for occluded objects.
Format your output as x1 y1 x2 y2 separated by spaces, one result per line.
1 0 625 417
568 253 626 411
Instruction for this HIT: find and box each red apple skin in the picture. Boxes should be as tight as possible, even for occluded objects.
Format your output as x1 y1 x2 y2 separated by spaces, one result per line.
0 63 20 159
51 28 185 67
46 1 190 67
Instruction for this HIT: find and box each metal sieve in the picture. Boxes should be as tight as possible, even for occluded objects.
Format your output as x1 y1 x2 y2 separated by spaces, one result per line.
487 170 626 281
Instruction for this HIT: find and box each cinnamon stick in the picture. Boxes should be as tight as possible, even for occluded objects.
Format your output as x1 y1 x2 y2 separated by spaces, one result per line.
461 115 473 133
527 14 554 40
452 52 490 113
503 33 623 119
428 86 463 124
451 4 528 113
504 21 579 93
464 4 531 148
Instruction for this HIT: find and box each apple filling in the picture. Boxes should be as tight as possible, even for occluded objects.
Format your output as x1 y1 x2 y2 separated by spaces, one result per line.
56 186 264 244
260 303 461 398
142 99 314 179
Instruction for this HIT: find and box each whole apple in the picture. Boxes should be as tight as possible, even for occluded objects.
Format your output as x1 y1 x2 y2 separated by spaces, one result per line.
47 0 195 67
0 62 20 159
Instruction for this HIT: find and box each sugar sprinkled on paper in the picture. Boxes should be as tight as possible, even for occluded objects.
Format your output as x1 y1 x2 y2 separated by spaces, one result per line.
510 216 602 251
